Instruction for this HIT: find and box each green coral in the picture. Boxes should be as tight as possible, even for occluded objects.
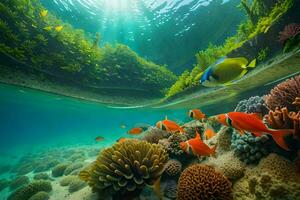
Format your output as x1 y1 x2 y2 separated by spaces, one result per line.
51 163 69 177
28 191 50 200
8 180 52 200
10 176 29 191
68 179 87 193
33 173 49 180
79 140 168 198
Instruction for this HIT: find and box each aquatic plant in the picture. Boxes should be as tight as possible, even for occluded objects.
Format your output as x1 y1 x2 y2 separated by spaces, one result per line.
177 164 232 200
235 96 269 115
51 163 69 177
165 70 190 98
231 132 270 164
79 140 168 198
8 180 52 200
68 179 87 193
33 173 49 180
233 153 300 200
164 159 182 177
28 191 50 200
257 47 269 62
10 176 30 191
264 75 300 111
279 23 300 52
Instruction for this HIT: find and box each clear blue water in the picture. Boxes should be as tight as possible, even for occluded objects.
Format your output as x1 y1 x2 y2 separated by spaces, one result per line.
0 83 188 157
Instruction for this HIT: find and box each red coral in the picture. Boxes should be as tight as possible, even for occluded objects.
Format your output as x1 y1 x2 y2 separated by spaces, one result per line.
279 23 300 45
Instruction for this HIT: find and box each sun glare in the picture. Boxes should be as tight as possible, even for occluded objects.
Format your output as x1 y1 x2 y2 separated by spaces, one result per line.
102 0 131 12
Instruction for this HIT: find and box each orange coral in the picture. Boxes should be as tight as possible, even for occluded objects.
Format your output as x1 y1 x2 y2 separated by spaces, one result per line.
177 164 232 200
264 75 300 111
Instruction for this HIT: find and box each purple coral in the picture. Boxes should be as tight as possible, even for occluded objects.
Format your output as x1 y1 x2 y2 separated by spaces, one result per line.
279 23 300 45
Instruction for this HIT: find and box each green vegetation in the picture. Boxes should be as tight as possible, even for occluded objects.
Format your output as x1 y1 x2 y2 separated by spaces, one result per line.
0 0 176 96
257 47 269 62
165 0 293 98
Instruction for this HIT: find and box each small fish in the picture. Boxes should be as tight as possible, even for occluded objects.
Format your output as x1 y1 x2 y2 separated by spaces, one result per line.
116 137 127 143
95 136 104 142
204 125 216 140
40 10 48 17
215 112 293 150
180 130 216 157
43 26 52 31
54 25 63 32
120 124 126 129
127 127 144 135
156 116 185 134
188 109 206 120
200 57 256 87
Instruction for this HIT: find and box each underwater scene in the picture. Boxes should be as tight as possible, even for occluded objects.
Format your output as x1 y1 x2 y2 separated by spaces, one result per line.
0 0 300 199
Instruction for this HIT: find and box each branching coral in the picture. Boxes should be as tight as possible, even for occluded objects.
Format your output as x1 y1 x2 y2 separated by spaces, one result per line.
264 75 300 111
79 140 168 198
177 164 233 200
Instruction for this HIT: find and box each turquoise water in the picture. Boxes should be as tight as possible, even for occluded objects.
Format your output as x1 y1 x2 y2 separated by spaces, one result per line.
0 83 187 157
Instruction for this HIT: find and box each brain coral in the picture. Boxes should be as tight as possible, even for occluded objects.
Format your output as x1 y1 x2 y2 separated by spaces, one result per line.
79 140 168 197
177 164 232 200
8 180 52 200
233 154 300 200
164 159 182 177
264 75 300 111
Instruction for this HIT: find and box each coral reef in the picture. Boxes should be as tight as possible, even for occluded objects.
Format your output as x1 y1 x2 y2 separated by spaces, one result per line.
164 159 182 177
206 151 246 181
162 179 177 199
60 175 78 187
216 127 233 154
279 23 300 52
33 173 49 180
51 163 69 177
9 175 30 191
233 154 300 200
163 133 187 159
234 96 269 115
0 179 10 191
28 191 50 200
8 180 52 200
231 132 270 164
68 179 87 193
64 162 83 175
177 164 232 200
264 75 300 111
142 127 169 144
79 140 168 198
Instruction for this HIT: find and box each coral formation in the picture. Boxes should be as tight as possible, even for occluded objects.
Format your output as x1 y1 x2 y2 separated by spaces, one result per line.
79 140 168 197
33 173 49 180
231 132 270 164
51 163 69 177
8 180 52 200
9 175 29 190
0 179 10 191
279 23 300 52
68 179 87 193
142 127 169 144
233 154 300 200
162 179 177 199
164 133 187 158
206 151 246 181
164 159 182 177
60 175 78 187
64 162 83 175
234 96 269 115
28 191 50 200
264 75 300 111
177 164 232 200
216 127 233 154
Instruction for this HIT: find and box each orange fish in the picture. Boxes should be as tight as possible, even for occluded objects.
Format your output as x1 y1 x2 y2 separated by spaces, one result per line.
180 130 216 157
188 109 206 120
156 116 185 134
204 125 216 140
127 127 144 135
216 112 293 151
116 137 127 143
95 136 104 142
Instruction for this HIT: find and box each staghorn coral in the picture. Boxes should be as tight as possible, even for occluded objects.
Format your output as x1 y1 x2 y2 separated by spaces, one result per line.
206 151 246 181
177 164 232 200
28 191 49 200
10 175 29 191
231 132 270 164
79 140 168 198
264 75 300 111
235 96 269 115
233 154 300 200
8 180 52 200
164 159 182 177
279 23 300 45
142 127 170 144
